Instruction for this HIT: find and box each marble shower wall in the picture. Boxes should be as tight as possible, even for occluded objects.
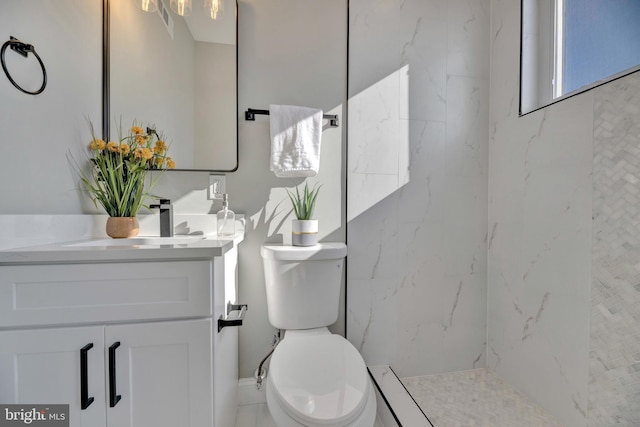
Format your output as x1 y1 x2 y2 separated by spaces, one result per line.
349 0 640 425
590 72 640 426
346 0 490 377
488 1 593 426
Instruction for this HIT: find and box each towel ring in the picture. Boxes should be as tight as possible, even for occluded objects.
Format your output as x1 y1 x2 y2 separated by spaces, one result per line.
1 37 47 95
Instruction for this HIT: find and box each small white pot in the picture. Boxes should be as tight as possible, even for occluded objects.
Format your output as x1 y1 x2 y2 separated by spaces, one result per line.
292 219 319 246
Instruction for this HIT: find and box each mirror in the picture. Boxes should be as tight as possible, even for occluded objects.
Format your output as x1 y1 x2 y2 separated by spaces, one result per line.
520 0 640 115
106 0 237 171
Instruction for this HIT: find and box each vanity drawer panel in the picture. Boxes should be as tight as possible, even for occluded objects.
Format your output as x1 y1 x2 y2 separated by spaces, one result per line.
0 261 211 327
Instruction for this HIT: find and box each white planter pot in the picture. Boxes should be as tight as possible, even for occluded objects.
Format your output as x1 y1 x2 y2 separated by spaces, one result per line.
292 219 319 246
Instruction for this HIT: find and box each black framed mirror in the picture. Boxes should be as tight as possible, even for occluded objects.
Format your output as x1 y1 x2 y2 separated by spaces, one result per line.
103 0 238 171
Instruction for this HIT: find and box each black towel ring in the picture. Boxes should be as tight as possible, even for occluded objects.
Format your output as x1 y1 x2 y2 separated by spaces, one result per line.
1 36 47 95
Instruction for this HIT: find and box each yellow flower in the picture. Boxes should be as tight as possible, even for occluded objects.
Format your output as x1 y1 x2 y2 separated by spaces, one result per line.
89 139 106 151
142 148 153 160
166 157 176 169
153 140 167 154
106 141 119 152
76 119 174 219
134 147 153 160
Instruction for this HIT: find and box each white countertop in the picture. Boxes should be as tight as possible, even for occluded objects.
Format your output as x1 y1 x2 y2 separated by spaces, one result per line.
0 214 245 265
0 234 244 265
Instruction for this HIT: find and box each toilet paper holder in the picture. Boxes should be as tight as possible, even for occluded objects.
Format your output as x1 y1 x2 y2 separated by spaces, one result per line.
218 302 248 332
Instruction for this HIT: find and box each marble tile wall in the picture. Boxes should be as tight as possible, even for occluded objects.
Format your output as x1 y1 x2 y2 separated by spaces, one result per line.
488 1 592 426
346 0 490 377
350 1 640 426
590 72 640 426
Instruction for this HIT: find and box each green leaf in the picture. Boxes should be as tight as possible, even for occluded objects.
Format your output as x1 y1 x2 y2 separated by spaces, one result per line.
287 182 321 220
69 118 171 217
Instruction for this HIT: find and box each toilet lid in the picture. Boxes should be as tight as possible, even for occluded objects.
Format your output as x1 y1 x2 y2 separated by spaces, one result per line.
269 333 369 425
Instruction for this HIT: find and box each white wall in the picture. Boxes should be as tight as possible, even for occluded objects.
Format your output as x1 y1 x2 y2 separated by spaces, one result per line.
124 0 348 380
230 0 347 378
0 0 102 214
346 0 490 377
489 1 592 426
146 0 349 380
491 3 640 426
0 0 347 380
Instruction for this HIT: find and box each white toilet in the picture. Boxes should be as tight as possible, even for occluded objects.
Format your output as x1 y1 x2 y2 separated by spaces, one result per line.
261 243 377 427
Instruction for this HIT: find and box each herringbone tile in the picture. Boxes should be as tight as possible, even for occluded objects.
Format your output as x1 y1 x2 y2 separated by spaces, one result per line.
590 72 640 426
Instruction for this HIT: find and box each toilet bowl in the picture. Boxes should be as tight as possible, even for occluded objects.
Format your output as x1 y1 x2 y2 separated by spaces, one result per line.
266 329 377 427
260 244 376 426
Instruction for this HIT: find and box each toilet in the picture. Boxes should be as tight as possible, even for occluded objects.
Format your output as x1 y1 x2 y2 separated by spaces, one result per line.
261 243 377 427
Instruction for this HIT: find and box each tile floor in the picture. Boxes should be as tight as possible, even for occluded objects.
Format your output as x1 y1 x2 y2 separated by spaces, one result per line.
235 403 277 427
401 368 565 427
234 402 384 427
234 368 562 426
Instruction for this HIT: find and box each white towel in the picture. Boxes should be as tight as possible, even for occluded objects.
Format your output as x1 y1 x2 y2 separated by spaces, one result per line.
269 104 323 177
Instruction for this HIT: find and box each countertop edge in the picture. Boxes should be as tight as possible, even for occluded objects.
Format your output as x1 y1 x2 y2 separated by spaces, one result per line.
0 235 244 265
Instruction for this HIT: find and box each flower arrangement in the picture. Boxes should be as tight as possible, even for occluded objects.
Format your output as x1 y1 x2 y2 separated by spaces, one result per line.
75 120 176 218
286 182 321 220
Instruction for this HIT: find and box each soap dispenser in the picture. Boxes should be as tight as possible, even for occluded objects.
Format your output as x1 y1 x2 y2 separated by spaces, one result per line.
216 193 235 238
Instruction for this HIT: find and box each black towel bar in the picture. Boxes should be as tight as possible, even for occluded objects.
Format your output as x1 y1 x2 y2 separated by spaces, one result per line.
244 108 339 127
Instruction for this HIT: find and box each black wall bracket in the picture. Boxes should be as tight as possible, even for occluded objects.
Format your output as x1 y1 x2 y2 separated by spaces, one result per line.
218 302 248 332
245 108 339 128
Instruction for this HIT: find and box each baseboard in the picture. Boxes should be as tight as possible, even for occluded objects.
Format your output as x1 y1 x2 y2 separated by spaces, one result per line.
237 377 267 406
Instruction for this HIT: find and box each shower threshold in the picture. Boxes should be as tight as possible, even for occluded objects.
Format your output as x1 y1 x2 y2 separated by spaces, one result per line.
368 365 433 427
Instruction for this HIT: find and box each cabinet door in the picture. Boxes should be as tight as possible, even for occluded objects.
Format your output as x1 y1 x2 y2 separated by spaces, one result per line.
105 319 212 427
0 326 106 427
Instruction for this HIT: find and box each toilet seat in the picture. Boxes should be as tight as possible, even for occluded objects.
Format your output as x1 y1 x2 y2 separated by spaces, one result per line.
268 329 370 426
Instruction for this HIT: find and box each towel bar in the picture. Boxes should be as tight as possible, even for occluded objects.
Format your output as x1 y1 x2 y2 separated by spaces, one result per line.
245 108 339 127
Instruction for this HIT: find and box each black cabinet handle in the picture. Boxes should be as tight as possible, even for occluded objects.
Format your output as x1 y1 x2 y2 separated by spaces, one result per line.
80 343 94 410
108 342 122 407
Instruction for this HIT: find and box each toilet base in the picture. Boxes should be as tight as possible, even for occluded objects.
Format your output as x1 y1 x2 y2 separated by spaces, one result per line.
266 376 377 427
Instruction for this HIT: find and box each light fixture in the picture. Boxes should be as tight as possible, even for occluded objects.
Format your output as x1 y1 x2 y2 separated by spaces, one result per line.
134 0 158 12
204 0 224 20
137 0 223 21
170 0 192 16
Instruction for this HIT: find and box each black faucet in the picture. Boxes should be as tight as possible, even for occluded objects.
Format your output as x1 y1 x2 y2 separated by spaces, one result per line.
150 199 173 237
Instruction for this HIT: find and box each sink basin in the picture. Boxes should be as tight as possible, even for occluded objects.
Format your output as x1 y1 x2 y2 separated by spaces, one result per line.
66 236 207 247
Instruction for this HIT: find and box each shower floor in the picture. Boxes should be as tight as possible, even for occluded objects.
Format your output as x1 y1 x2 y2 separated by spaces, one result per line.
401 368 565 427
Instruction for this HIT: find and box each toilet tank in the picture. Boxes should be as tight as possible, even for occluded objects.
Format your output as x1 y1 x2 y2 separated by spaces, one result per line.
261 243 347 330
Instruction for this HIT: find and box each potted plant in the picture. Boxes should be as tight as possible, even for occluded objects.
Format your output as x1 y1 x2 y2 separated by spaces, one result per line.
73 120 176 238
286 182 321 246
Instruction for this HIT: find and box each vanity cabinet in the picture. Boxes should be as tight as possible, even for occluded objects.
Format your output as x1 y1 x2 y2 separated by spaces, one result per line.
0 320 211 427
0 245 240 427
0 326 107 427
